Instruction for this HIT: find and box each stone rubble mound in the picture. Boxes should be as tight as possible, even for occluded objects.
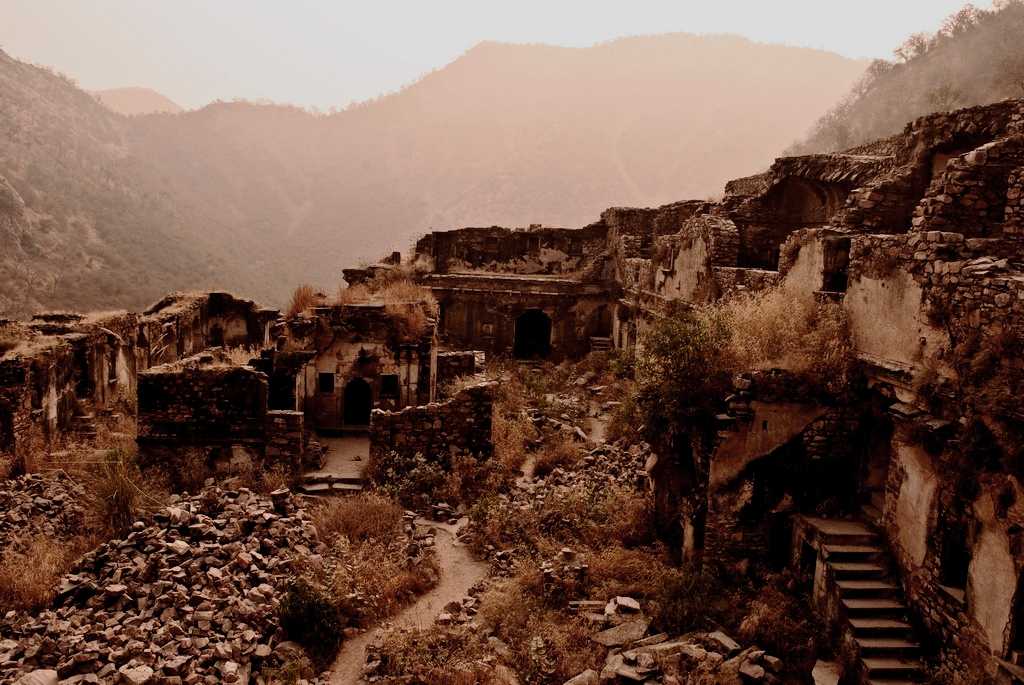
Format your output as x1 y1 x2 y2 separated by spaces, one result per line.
0 487 323 685
0 472 86 551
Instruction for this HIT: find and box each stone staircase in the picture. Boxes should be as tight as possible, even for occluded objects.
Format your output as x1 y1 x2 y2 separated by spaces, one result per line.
295 471 364 496
70 413 98 440
818 521 926 684
589 336 613 353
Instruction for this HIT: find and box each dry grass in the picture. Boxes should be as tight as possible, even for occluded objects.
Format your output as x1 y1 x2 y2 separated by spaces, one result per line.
337 277 438 341
476 576 604 681
286 284 318 318
532 435 583 478
722 285 853 392
311 493 439 625
223 346 259 365
0 534 97 611
312 493 403 543
78 448 170 537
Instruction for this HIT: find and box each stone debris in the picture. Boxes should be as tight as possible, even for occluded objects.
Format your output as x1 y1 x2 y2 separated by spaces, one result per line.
0 472 86 552
0 487 325 684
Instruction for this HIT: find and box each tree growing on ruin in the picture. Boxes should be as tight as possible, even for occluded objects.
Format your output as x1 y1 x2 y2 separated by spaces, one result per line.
634 303 732 445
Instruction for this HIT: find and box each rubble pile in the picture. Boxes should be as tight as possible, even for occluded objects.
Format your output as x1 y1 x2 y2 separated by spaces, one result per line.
572 598 784 685
0 487 324 684
0 472 86 551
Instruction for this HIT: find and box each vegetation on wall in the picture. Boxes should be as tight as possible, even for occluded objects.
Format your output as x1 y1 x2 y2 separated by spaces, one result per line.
632 286 854 444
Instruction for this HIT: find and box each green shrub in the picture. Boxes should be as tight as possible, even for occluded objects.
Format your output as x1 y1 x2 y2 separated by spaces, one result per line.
278 577 346 669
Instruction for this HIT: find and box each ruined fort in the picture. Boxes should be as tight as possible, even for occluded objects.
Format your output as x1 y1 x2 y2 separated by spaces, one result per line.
3 99 1024 685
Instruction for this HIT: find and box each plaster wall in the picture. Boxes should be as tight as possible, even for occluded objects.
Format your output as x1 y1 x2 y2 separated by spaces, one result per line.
893 442 939 566
845 270 946 371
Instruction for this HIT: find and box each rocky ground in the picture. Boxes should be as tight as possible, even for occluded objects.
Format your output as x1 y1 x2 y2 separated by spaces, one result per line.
0 487 321 684
0 473 85 552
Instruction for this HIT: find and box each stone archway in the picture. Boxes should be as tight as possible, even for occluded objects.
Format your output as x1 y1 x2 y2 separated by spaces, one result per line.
514 309 552 359
343 377 372 427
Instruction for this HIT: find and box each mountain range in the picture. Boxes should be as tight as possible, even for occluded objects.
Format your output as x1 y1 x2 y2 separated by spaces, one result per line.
0 34 868 318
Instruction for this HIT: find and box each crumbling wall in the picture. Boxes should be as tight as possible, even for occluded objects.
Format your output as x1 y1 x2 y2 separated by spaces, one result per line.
136 352 306 479
436 351 478 387
913 137 1024 238
650 215 739 302
415 224 608 277
369 381 495 463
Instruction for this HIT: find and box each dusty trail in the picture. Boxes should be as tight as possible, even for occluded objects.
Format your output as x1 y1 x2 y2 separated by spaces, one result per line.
327 519 487 685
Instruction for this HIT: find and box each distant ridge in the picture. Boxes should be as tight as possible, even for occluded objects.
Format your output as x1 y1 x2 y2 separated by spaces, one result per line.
0 35 867 317
93 87 183 115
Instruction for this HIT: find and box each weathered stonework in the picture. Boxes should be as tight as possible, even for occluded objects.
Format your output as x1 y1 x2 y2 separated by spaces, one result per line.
369 381 495 465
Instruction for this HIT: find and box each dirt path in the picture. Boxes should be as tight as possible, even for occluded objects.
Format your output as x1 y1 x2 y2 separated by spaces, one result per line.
327 519 487 685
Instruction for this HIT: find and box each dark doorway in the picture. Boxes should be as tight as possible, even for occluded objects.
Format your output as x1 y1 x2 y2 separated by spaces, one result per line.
514 309 552 359
343 378 372 427
209 324 225 348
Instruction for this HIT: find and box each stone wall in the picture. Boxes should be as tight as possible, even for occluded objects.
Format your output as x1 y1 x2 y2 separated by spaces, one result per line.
415 224 608 277
369 381 495 464
136 351 307 477
913 137 1024 238
436 351 478 387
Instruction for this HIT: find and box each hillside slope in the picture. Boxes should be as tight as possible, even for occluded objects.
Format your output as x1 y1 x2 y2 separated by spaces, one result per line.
791 2 1024 154
92 87 183 116
0 35 867 317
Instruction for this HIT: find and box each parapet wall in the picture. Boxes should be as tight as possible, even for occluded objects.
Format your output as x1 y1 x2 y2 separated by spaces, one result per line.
369 381 495 463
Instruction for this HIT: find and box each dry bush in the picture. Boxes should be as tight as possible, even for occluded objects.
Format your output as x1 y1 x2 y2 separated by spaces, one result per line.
223 346 259 365
532 436 583 478
78 448 169 537
587 546 684 600
313 493 403 543
723 285 853 393
0 534 94 612
375 626 492 684
437 453 514 505
737 584 824 675
286 284 318 318
324 530 439 625
492 406 534 473
477 577 603 681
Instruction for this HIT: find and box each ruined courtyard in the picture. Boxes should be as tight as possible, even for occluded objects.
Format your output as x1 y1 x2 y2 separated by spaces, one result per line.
1 98 1024 685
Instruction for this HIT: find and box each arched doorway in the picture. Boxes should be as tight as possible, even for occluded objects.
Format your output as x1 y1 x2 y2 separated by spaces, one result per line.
514 310 552 359
343 378 372 427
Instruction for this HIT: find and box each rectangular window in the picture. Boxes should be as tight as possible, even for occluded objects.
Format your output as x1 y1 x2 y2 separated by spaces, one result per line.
380 374 400 399
318 372 335 394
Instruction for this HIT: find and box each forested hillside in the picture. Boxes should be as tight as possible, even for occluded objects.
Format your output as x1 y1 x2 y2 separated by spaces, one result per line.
791 1 1024 154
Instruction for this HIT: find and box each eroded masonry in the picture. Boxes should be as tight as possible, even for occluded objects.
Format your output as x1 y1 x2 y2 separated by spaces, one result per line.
3 99 1024 684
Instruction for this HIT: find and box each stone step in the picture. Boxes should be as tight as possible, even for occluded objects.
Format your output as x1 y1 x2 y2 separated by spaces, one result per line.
857 637 921 657
823 544 885 562
861 657 924 680
296 482 364 497
300 473 365 486
850 618 914 637
831 562 889 579
837 580 900 598
842 598 908 618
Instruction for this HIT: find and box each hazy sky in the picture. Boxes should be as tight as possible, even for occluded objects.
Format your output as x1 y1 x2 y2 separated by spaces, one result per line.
3 0 976 110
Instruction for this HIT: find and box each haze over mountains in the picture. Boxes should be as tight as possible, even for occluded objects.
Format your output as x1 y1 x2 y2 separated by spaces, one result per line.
93 87 183 116
0 34 868 318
